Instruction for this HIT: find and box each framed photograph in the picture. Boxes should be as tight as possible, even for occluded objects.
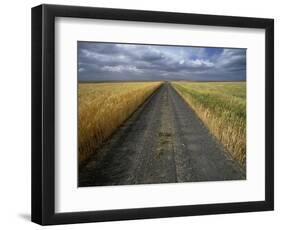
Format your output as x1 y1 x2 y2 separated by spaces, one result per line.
31 4 274 225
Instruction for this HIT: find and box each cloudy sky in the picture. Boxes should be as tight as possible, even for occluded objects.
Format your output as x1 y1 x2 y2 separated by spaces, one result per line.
78 42 246 81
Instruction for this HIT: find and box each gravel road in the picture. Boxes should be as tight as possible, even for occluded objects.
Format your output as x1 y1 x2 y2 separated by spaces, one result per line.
79 83 245 186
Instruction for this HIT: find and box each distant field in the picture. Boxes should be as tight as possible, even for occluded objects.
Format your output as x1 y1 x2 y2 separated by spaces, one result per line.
78 82 162 165
172 82 246 166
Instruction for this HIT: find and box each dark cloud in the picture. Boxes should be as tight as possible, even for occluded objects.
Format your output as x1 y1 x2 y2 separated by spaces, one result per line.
78 42 246 81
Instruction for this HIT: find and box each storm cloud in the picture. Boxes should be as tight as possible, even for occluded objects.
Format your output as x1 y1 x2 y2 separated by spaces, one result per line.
78 42 246 81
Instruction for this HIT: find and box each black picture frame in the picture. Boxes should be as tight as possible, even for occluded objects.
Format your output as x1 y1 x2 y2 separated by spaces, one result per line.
31 4 274 225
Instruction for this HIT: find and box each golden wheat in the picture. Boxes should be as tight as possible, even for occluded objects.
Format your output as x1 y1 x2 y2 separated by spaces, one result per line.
79 82 162 165
172 82 246 167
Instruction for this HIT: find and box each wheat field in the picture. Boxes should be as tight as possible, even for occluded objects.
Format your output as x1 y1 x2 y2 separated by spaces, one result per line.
172 82 246 167
78 82 162 165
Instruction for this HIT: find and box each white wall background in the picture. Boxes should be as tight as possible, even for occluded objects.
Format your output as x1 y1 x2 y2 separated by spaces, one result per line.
0 0 279 228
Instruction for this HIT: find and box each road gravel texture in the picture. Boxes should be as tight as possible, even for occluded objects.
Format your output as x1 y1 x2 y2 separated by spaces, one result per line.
79 83 245 187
